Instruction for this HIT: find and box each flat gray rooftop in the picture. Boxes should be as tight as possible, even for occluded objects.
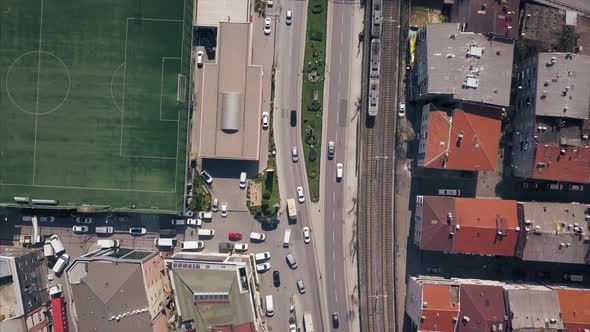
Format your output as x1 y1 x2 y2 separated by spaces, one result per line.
424 23 514 106
199 22 263 161
195 0 249 27
534 53 590 120
505 288 563 330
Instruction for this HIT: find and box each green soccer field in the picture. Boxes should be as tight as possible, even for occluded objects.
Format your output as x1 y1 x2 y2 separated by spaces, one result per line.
0 0 193 213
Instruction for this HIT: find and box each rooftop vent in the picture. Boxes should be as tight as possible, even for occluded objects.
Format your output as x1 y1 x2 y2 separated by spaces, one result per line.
446 54 455 58
468 46 483 58
463 316 471 323
450 34 456 39
423 302 428 308
544 80 550 86
464 76 479 89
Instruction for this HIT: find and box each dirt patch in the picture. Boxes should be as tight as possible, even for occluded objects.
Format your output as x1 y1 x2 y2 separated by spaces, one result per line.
410 6 444 28
248 182 262 207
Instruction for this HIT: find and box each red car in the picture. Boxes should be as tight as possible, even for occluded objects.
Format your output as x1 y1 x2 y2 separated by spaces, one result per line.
229 232 243 241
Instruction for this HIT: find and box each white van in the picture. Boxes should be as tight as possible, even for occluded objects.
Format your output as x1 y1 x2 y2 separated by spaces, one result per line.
49 284 63 296
95 226 114 234
154 238 177 247
438 189 461 196
198 229 215 237
283 229 292 248
52 254 69 274
97 239 120 249
265 295 274 317
43 241 54 257
239 172 247 189
49 235 65 256
250 232 266 241
181 241 204 250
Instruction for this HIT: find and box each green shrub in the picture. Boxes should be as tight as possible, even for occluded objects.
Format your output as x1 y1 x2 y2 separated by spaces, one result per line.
309 170 317 178
308 147 317 161
310 31 323 41
262 191 271 200
308 100 321 112
311 4 323 14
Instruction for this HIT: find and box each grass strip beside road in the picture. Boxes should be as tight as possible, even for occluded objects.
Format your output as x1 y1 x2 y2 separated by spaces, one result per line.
301 0 328 202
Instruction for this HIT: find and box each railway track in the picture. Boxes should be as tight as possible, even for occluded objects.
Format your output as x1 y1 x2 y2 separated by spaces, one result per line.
359 0 399 331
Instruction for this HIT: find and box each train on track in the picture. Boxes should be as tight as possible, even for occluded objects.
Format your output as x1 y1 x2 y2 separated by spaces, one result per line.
368 37 381 117
372 0 382 38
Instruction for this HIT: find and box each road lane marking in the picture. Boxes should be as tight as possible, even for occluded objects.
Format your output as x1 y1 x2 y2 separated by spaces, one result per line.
339 52 342 65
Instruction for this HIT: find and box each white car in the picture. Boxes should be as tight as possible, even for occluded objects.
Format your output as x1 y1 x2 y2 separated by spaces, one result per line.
302 227 311 244
256 262 271 273
296 186 305 203
196 50 204 68
52 254 69 274
264 18 272 35
72 225 89 233
262 112 269 129
234 243 248 251
292 147 298 162
286 9 293 25
255 252 271 262
187 218 202 227
328 141 335 158
212 198 219 212
297 279 306 294
250 232 266 241
267 0 273 7
336 163 343 181
221 203 228 217
398 102 406 117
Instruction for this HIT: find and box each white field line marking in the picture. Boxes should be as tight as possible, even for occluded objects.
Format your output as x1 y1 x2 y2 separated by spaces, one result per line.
32 0 44 184
0 182 175 193
120 18 129 155
127 17 183 22
110 62 125 112
120 154 176 160
160 56 181 121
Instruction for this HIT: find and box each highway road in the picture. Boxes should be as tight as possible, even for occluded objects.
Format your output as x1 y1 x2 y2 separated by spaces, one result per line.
273 0 327 330
321 0 357 331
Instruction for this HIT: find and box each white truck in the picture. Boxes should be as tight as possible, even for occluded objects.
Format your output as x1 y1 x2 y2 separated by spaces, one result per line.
287 198 297 221
304 312 314 332
198 211 213 220
97 239 120 249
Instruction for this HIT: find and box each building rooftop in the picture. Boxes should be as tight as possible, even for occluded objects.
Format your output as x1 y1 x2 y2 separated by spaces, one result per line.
518 201 590 265
68 261 152 332
505 287 564 330
170 259 254 331
423 23 514 106
533 53 590 120
422 103 502 171
417 196 519 256
450 0 520 39
532 144 590 183
522 3 567 46
555 288 590 331
199 22 263 161
195 0 249 27
457 284 508 332
420 283 460 332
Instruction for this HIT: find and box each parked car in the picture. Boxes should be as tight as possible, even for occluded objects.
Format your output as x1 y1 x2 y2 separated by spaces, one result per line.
286 253 298 269
181 241 204 250
256 263 271 273
296 186 305 203
250 232 266 241
548 183 563 191
438 189 461 196
212 198 219 212
219 243 234 252
264 18 272 35
75 217 92 224
229 232 243 241
221 203 228 217
72 225 89 233
568 184 584 191
292 147 298 162
336 163 343 181
200 170 213 185
255 252 271 262
234 243 248 251
273 270 280 287
267 0 273 7
52 254 70 274
129 227 147 235
398 102 406 117
286 9 293 25
186 218 202 227
40 216 55 222
262 112 269 129
522 181 539 190
297 279 306 294
302 227 311 244
196 50 204 68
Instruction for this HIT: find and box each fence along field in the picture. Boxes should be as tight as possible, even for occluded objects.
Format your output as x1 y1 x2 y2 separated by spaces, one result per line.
0 0 192 212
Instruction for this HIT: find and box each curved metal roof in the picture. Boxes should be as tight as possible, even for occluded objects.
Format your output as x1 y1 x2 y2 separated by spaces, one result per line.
221 92 241 131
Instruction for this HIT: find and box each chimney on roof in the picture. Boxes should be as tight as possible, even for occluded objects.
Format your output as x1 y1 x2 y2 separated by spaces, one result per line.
463 316 471 323
447 212 453 224
457 132 464 146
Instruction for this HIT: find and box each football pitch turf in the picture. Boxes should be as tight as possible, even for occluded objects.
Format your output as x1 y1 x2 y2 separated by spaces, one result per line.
0 0 193 213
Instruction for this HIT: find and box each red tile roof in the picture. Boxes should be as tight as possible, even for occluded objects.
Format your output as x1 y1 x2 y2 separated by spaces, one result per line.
556 288 590 332
458 284 508 332
453 198 519 256
532 145 590 184
420 284 460 332
418 196 519 256
451 0 520 39
423 104 502 172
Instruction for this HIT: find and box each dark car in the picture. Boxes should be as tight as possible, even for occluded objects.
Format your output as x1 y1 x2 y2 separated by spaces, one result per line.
273 270 280 287
290 110 297 127
522 181 539 190
332 312 339 328
218 243 234 252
